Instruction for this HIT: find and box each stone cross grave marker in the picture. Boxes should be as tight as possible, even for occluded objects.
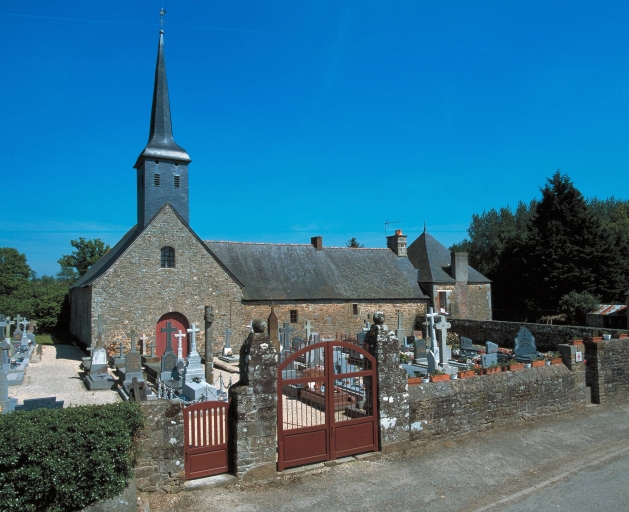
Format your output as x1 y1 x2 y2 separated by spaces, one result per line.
268 304 280 353
279 322 295 352
514 326 537 362
4 317 14 341
304 320 312 341
19 318 29 332
434 315 451 365
123 330 144 393
424 308 439 354
183 323 207 401
118 339 125 358
396 310 405 344
175 330 186 361
95 314 106 348
160 321 178 381
222 327 232 356
0 316 6 342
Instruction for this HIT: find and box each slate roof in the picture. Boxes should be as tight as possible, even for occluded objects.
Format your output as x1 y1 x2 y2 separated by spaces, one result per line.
205 241 428 301
406 230 490 284
135 31 190 167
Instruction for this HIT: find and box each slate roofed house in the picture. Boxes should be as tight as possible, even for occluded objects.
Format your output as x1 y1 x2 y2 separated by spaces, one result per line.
406 227 492 320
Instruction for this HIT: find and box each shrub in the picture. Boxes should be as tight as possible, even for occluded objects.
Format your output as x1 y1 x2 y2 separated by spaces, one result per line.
558 290 600 326
0 401 144 512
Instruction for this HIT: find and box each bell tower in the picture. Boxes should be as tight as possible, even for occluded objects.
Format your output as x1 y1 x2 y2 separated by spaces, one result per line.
135 21 191 229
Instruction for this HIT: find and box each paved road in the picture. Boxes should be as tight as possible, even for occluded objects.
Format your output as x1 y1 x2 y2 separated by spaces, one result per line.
147 402 629 512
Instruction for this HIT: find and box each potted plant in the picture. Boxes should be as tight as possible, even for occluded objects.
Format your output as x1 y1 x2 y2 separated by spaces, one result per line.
602 332 611 340
458 365 476 379
506 359 524 371
571 336 584 346
421 375 430 383
483 363 501 375
531 357 546 367
429 368 450 382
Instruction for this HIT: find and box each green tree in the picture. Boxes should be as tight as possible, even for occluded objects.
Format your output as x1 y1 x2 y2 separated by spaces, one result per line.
346 237 364 248
58 238 110 283
521 171 627 309
31 275 68 333
0 247 35 318
558 290 600 326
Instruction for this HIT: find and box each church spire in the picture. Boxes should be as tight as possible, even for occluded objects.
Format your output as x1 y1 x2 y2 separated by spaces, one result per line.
134 20 191 229
135 28 190 166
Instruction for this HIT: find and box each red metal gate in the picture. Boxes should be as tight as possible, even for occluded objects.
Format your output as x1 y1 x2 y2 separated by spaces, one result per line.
277 341 378 471
183 400 230 479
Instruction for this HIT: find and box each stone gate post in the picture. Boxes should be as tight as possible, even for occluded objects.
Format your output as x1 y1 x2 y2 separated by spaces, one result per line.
229 319 278 479
365 312 410 451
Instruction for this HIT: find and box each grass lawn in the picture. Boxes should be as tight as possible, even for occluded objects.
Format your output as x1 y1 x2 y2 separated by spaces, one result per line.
35 334 54 345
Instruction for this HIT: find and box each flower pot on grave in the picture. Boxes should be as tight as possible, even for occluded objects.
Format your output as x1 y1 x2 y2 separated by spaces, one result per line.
587 336 603 343
571 339 583 346
507 363 524 371
449 373 458 380
430 374 450 382
545 360 551 366
620 334 628 339
531 360 546 368
550 357 563 365
457 370 476 379
407 377 423 385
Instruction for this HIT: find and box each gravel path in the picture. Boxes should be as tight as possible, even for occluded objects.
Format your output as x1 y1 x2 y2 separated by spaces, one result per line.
10 344 122 407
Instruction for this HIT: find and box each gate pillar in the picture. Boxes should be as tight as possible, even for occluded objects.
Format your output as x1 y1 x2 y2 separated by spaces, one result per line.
229 319 278 479
365 312 410 451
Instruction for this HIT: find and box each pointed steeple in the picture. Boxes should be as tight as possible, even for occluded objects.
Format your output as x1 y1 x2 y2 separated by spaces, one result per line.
135 30 190 166
134 26 192 229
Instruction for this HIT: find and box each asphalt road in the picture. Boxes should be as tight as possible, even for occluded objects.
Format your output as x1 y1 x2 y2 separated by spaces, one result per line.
147 402 629 512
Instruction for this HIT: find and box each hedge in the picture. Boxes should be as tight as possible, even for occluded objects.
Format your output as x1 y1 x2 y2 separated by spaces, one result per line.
0 401 144 512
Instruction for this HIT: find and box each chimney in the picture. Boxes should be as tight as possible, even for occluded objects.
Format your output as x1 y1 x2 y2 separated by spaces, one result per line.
386 229 407 257
451 252 469 282
311 236 323 251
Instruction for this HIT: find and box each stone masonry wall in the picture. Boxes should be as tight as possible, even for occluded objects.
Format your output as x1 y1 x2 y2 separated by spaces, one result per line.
450 318 626 352
244 301 426 341
408 365 586 442
229 328 278 480
429 283 491 321
584 338 629 404
135 400 184 493
79 206 244 355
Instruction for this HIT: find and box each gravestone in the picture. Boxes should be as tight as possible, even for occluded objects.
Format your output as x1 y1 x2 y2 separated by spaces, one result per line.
279 322 295 353
460 336 479 355
413 337 427 362
423 308 439 362
159 321 179 383
1 342 18 413
481 352 498 367
183 323 209 401
514 326 537 362
219 327 239 363
0 316 6 342
84 320 115 390
304 320 312 341
122 331 145 395
175 330 186 362
485 341 498 354
426 349 437 373
129 377 148 402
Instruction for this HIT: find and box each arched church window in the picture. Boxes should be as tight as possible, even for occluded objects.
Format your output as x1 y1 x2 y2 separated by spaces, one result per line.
161 246 175 268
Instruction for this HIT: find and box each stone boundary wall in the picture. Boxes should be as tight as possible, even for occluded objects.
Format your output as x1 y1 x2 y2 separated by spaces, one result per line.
407 365 586 442
450 318 625 352
584 338 629 404
135 401 184 493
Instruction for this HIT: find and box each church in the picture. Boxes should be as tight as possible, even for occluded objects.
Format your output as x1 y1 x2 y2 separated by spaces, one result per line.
69 29 491 357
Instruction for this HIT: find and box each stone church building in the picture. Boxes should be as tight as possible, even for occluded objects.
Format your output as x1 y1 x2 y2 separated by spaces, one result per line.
69 29 491 357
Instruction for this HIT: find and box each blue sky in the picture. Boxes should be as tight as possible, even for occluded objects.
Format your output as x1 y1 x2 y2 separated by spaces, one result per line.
1 1 628 277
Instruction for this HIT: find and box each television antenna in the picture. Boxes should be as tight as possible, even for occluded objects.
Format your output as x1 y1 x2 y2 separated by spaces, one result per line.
384 219 401 238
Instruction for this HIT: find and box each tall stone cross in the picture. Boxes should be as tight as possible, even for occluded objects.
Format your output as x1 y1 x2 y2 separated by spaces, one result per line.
15 315 21 332
95 314 106 348
424 308 439 351
0 316 6 342
161 321 177 354
118 339 125 358
19 318 30 333
434 315 451 365
4 317 14 340
396 310 405 344
128 330 138 353
279 322 295 351
187 323 200 353
304 320 312 341
175 330 186 361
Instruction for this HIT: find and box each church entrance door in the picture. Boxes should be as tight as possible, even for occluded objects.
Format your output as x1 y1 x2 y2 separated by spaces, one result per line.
155 312 189 357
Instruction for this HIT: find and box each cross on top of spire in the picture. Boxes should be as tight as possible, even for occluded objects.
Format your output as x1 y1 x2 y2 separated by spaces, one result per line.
160 7 166 33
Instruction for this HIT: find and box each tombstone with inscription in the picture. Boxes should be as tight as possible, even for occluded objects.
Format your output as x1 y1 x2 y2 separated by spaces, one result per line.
514 326 537 362
413 337 427 362
121 331 145 395
159 321 179 384
183 323 210 401
84 318 115 390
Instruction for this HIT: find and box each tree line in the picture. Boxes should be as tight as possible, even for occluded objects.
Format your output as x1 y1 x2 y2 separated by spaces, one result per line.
451 171 629 323
0 238 109 333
